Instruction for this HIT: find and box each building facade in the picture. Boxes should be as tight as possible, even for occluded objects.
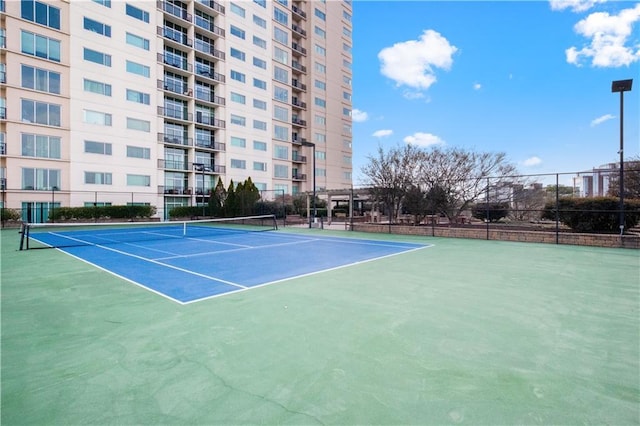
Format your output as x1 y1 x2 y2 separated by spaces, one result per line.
0 0 353 220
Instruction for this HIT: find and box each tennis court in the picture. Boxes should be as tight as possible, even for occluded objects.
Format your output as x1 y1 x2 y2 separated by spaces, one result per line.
2 224 639 425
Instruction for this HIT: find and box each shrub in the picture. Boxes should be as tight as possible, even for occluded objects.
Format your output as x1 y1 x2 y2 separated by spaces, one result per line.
169 206 209 219
542 197 640 233
471 202 510 222
49 205 156 221
1 208 21 221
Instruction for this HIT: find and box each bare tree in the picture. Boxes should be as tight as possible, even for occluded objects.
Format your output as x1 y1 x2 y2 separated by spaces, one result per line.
361 144 423 221
418 147 517 220
608 156 640 199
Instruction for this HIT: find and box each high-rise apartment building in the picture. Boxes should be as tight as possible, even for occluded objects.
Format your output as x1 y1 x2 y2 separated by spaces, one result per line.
0 0 353 220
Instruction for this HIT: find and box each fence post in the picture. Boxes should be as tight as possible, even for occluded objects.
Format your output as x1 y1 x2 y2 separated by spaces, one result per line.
555 174 560 244
485 177 490 240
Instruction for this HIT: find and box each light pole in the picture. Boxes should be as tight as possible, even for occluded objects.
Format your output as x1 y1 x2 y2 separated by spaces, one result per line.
193 162 205 217
611 79 633 234
301 141 316 228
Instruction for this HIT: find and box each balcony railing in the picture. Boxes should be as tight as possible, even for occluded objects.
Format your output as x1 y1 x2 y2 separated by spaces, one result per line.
292 173 307 181
195 139 225 151
292 61 307 73
292 153 307 163
158 106 193 121
158 26 192 47
195 89 225 106
158 133 193 146
159 159 189 170
0 178 6 191
0 71 5 84
158 0 192 22
292 79 306 91
292 4 307 19
196 0 225 15
0 107 6 119
194 16 225 37
291 98 307 109
162 186 192 195
195 66 226 83
158 79 190 96
158 53 192 72
291 24 307 37
194 40 225 60
0 142 5 155
195 113 225 128
292 116 307 126
292 42 307 55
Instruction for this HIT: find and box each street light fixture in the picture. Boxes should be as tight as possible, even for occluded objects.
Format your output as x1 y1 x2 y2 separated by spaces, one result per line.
301 141 316 228
193 162 206 217
611 78 633 234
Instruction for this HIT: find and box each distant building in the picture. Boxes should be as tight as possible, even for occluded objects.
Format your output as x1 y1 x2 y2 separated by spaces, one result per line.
573 163 618 197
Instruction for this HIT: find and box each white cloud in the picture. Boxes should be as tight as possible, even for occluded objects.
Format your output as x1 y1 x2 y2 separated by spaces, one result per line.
372 129 393 138
591 113 615 127
473 82 482 90
402 91 427 100
523 156 543 167
565 4 640 67
403 132 445 147
549 0 605 13
352 109 369 122
378 30 458 91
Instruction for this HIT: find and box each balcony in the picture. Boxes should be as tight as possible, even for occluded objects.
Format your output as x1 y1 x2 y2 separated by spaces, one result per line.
195 66 226 83
292 61 307 73
195 112 225 128
158 53 193 72
291 98 306 110
0 142 5 155
292 5 306 19
291 24 307 37
0 107 6 119
192 162 226 174
195 0 225 15
162 186 192 195
158 0 192 22
158 26 192 48
194 16 225 37
158 79 191 97
291 135 308 145
194 40 225 60
292 173 307 181
195 89 225 106
292 153 307 163
158 133 193 146
158 106 193 122
291 79 306 91
0 71 5 84
159 159 189 171
0 178 5 191
292 42 307 55
195 139 225 151
292 116 307 127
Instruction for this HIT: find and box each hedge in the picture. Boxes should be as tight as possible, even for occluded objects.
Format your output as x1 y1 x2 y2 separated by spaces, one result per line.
542 197 640 233
49 205 156 221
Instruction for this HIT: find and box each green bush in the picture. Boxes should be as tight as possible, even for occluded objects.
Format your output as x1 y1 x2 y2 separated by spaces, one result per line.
542 197 640 233
168 206 209 219
1 208 21 221
49 205 156 221
471 202 510 222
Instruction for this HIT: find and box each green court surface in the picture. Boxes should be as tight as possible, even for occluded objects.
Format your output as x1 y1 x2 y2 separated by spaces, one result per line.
1 228 639 425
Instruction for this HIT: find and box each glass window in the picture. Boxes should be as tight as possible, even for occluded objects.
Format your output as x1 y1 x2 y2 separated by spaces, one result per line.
314 26 326 39
254 0 266 7
22 99 61 126
22 168 60 190
315 97 326 108
230 25 245 39
274 164 288 178
253 120 267 130
253 14 266 28
21 65 60 94
230 70 245 83
253 57 267 69
274 125 288 141
230 114 246 126
126 117 150 132
84 17 111 37
274 46 288 65
274 105 288 122
21 133 61 158
21 0 60 30
127 174 151 186
253 162 267 172
253 140 267 151
21 30 61 62
230 47 246 61
126 4 149 22
274 7 288 25
230 137 246 147
274 27 288 45
253 78 267 90
253 99 267 110
83 79 111 96
84 140 112 155
230 92 246 104
315 8 326 20
274 86 288 102
274 144 288 160
230 159 246 169
126 89 150 105
315 80 326 90
253 35 267 49
315 44 326 56
126 60 150 77
92 0 111 7
126 32 150 50
274 66 288 84
230 2 245 17
126 146 150 159
84 47 111 66
83 109 112 126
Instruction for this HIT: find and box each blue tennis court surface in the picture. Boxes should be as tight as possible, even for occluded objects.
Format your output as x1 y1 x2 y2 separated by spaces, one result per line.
33 230 429 303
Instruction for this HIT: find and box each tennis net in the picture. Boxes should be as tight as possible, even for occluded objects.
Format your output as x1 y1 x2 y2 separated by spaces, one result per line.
19 214 278 250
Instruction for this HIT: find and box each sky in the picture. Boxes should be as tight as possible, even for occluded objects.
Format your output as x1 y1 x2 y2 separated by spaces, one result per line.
350 0 640 186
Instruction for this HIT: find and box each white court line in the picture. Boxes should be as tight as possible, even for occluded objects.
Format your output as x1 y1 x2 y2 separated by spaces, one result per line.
184 244 433 304
153 238 319 261
47 232 247 290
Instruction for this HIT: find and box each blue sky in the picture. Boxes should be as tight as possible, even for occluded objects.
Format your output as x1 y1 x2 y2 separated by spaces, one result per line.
350 0 640 185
